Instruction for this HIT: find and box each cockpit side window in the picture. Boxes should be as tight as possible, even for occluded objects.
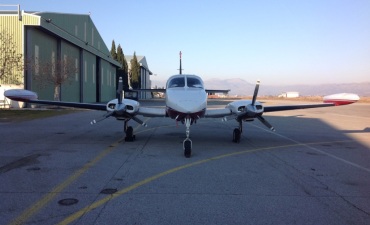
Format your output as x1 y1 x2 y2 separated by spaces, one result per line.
187 77 203 88
168 77 185 88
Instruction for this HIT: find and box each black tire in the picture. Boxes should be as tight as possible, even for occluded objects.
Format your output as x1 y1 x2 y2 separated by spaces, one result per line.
125 126 135 142
233 128 241 143
184 140 192 158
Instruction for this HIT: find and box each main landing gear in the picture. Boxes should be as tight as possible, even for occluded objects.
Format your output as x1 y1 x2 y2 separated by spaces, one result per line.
124 120 135 142
232 120 243 143
183 118 192 158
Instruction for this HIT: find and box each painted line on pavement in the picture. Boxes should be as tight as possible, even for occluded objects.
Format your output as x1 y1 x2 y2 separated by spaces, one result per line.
9 119 149 225
57 140 354 225
252 123 370 173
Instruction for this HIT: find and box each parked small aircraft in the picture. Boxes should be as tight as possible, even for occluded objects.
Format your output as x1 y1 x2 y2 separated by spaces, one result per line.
4 53 360 157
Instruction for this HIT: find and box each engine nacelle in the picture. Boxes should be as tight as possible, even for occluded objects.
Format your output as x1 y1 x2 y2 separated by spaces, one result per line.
106 98 140 114
226 100 264 117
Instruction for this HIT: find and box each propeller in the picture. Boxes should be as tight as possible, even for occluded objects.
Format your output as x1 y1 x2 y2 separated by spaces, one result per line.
131 116 148 127
117 76 124 105
251 80 260 106
91 76 146 127
237 80 275 132
257 115 275 131
91 76 125 125
90 112 114 124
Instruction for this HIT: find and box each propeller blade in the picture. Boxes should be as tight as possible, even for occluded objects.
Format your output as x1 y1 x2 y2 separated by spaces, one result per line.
131 116 148 127
251 80 260 106
90 111 114 125
257 115 275 131
117 77 123 104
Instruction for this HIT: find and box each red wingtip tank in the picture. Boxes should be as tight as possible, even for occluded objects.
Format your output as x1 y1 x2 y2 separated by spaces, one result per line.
323 93 360 106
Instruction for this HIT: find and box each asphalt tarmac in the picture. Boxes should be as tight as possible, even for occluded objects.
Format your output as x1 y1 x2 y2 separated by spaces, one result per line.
0 99 369 225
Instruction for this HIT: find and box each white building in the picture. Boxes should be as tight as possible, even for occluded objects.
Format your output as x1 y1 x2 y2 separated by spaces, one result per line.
278 92 300 98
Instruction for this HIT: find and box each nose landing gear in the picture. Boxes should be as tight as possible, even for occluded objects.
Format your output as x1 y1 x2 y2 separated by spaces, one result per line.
183 118 192 158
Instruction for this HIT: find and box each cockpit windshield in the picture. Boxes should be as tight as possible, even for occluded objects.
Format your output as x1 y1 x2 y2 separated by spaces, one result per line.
168 77 185 88
187 77 203 88
167 76 204 89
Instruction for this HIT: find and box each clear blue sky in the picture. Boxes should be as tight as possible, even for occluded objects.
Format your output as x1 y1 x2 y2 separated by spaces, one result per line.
4 0 370 85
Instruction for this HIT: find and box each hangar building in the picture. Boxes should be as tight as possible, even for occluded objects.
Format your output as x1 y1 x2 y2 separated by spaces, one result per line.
0 5 146 105
126 55 152 99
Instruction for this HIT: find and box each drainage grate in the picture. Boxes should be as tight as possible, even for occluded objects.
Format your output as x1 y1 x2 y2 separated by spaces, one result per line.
100 188 118 194
58 198 79 206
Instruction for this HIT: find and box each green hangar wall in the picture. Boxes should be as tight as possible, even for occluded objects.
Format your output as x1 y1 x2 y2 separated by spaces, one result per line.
1 7 121 104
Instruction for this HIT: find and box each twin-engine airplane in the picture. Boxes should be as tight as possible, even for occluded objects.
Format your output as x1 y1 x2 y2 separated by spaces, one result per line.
5 53 360 157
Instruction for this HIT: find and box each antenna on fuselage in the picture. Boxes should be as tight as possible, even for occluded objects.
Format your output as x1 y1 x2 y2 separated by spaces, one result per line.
178 51 183 74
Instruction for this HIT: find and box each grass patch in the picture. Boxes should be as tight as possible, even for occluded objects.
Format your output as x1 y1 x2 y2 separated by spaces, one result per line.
0 109 80 123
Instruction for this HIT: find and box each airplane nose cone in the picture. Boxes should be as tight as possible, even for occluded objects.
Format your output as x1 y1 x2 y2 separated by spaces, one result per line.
167 90 207 113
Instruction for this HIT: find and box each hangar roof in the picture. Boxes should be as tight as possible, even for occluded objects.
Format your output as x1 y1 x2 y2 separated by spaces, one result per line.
24 11 121 67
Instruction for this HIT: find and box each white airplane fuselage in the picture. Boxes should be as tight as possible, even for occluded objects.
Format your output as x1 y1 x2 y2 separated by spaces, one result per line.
165 74 207 121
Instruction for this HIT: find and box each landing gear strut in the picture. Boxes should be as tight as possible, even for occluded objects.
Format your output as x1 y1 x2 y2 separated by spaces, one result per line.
124 120 135 142
233 120 242 143
183 118 192 158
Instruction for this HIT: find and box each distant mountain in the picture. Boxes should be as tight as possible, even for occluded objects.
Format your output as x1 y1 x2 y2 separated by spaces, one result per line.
204 79 370 96
151 78 370 96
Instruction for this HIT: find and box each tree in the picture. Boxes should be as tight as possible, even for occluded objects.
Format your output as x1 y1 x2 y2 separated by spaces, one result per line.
30 56 78 101
117 44 128 75
130 52 140 89
110 40 117 60
0 29 24 85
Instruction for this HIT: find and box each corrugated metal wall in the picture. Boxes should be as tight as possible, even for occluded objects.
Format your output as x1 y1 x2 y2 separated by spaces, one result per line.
0 13 40 85
61 40 80 102
82 50 97 102
26 27 58 101
1 11 120 103
100 59 117 102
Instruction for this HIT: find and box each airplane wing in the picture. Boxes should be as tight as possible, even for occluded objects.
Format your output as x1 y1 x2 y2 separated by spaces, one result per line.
205 93 359 119
138 107 166 117
205 83 359 136
4 88 167 124
4 89 106 110
205 108 232 118
263 103 335 112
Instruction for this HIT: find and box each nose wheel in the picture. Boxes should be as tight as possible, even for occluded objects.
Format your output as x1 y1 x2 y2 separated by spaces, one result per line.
183 118 192 158
183 139 192 158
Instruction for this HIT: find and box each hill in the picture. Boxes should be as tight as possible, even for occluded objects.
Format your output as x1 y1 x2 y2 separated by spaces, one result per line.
151 78 370 97
204 79 370 97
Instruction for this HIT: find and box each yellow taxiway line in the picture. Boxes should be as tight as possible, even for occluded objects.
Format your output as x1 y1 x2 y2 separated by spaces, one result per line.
57 140 356 225
8 119 149 225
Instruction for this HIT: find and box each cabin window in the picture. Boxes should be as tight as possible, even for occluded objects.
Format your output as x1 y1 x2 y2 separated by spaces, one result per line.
168 77 185 88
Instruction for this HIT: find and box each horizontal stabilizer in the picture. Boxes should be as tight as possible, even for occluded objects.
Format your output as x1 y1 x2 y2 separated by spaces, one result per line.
323 93 360 106
205 89 230 94
130 89 166 93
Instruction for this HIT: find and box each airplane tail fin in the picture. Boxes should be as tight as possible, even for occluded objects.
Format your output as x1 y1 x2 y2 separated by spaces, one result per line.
179 51 182 74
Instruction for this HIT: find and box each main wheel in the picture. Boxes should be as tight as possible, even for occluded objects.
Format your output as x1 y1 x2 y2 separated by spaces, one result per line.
184 140 192 158
125 126 135 142
233 128 241 143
